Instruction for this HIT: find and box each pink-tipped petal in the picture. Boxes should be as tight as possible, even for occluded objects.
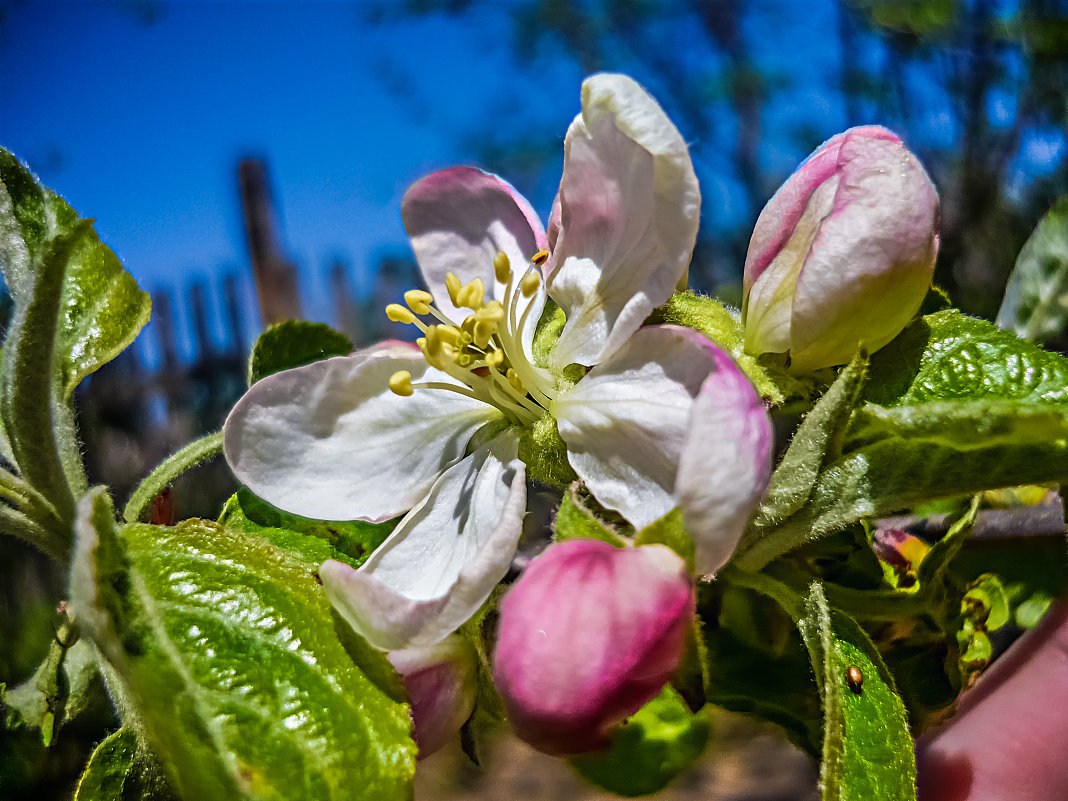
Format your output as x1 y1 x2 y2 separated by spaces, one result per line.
553 325 723 530
674 346 773 575
493 539 694 755
547 73 700 369
402 166 547 340
321 433 526 651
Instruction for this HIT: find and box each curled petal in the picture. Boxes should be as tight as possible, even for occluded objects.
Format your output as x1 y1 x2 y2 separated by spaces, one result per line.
320 433 526 651
547 73 700 368
402 166 547 350
674 348 773 575
223 342 500 522
553 325 721 529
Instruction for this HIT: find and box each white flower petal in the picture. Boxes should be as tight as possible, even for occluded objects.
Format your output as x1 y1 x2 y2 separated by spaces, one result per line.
674 350 774 576
320 433 526 651
402 166 547 342
553 325 720 529
546 74 700 368
223 342 500 522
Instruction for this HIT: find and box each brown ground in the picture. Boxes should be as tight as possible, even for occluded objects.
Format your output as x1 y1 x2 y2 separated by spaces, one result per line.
415 710 819 801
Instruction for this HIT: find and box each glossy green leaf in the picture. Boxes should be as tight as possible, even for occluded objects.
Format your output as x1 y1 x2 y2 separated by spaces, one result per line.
74 729 176 801
797 583 915 801
70 488 416 801
569 686 712 797
865 310 1068 406
734 352 868 571
247 320 353 386
218 488 394 568
997 196 1068 343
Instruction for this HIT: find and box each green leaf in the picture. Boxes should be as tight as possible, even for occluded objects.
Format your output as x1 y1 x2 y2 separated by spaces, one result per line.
552 484 624 546
797 583 916 801
734 351 868 571
74 729 177 801
124 432 223 523
865 310 1068 406
997 196 1068 343
70 488 416 801
218 488 394 568
568 686 712 797
247 321 352 386
0 149 151 519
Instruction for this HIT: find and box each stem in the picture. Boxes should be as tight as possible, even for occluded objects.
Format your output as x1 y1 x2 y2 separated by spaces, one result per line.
123 431 223 523
764 562 928 621
717 563 804 620
0 503 69 561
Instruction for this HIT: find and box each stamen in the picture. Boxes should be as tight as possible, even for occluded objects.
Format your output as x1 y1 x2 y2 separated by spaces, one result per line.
404 289 434 315
531 249 549 266
389 370 414 397
493 250 512 283
507 368 524 393
520 271 541 298
457 278 485 310
445 273 463 307
386 303 418 324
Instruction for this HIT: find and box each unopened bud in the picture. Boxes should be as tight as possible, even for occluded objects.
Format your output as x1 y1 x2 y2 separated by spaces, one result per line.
388 634 478 758
492 539 694 755
742 126 940 373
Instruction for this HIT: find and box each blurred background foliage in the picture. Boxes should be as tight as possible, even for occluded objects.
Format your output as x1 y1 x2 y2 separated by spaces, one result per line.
1 1 1067 798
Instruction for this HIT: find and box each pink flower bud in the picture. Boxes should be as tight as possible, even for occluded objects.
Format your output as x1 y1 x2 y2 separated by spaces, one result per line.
743 126 940 373
388 634 478 758
492 538 694 755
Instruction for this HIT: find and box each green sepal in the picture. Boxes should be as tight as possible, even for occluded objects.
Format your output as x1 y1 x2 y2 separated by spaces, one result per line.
649 291 816 404
552 484 624 547
997 196 1068 343
633 507 694 573
70 488 416 801
797 583 916 801
247 320 353 386
456 587 508 768
74 729 177 801
568 685 712 798
218 488 395 569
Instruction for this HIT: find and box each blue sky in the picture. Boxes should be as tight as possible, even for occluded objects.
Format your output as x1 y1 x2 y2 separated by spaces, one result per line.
0 1 585 359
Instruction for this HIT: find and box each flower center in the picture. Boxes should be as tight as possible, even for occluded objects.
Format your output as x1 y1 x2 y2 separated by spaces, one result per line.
386 250 557 425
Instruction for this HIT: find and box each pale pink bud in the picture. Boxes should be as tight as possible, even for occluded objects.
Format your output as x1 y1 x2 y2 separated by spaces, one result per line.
743 126 940 373
388 634 478 758
492 538 694 755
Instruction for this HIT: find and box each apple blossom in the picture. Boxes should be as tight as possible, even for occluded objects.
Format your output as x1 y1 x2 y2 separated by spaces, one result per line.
492 538 694 755
742 125 940 373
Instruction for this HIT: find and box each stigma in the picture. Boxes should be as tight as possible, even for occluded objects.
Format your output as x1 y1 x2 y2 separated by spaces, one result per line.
386 251 556 424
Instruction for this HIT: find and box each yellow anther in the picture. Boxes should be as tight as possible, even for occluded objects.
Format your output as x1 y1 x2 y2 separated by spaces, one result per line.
520 271 541 298
493 251 512 283
386 303 417 324
389 370 414 397
456 350 474 368
531 249 549 266
424 325 443 358
507 368 525 393
486 349 505 368
457 278 485 310
446 273 463 307
476 300 506 323
473 320 497 349
404 289 434 315
460 315 476 339
437 325 461 347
